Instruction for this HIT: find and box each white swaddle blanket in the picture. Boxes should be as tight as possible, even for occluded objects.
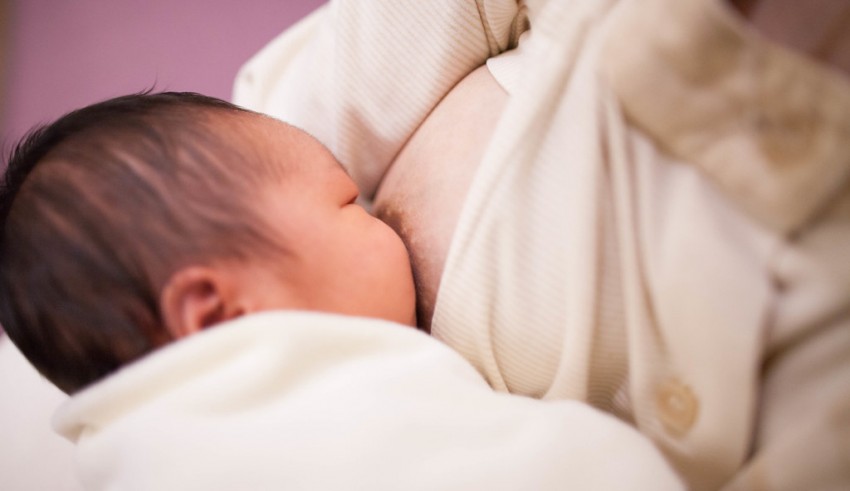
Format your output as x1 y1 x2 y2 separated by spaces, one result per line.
54 311 681 490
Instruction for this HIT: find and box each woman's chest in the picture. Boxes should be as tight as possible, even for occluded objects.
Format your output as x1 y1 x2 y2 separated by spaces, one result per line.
372 65 508 331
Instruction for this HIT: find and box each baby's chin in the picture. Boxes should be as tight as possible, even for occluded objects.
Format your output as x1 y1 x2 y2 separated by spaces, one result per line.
402 307 418 329
353 276 416 328
391 286 418 328
384 292 417 328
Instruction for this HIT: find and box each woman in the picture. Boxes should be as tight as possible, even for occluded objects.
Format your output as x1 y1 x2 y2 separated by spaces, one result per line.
234 0 850 488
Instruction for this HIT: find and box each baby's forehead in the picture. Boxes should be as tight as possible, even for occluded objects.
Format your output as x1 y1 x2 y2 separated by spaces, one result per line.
229 113 308 151
231 112 344 173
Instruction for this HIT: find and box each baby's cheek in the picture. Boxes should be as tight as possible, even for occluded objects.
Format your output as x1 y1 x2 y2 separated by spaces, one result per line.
379 222 413 274
375 223 417 321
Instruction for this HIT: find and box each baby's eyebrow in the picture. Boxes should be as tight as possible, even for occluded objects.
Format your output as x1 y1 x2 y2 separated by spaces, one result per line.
323 150 352 179
310 137 350 178
335 160 353 178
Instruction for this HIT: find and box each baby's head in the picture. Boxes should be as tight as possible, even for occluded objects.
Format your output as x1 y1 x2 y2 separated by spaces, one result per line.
0 92 415 394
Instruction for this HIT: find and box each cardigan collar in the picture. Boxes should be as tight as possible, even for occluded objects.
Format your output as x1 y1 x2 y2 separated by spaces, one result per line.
602 0 850 234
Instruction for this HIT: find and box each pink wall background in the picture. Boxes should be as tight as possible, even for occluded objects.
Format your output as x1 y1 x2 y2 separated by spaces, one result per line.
2 0 326 146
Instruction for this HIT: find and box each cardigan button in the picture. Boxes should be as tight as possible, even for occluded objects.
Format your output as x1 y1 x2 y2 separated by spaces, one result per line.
656 379 698 436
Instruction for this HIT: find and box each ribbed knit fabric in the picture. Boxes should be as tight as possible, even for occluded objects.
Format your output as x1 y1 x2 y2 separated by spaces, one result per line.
235 0 524 199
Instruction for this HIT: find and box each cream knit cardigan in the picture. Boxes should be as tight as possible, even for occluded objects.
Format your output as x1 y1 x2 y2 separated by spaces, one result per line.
234 0 850 489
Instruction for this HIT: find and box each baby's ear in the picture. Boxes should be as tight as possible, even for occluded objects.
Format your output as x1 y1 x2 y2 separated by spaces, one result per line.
159 265 243 339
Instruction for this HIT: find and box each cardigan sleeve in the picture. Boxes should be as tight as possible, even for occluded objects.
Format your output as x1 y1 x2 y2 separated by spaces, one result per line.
233 0 525 199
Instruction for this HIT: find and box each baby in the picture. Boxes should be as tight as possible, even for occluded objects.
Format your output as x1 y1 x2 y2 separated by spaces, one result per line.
0 91 415 395
0 92 680 490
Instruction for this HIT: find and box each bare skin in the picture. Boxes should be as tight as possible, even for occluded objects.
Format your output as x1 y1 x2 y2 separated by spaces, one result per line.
373 65 508 332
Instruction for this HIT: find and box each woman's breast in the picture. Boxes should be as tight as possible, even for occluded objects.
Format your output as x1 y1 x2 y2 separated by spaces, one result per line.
373 65 508 332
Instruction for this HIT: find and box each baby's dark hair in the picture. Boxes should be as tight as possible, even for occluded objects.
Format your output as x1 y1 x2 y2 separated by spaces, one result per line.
0 92 284 394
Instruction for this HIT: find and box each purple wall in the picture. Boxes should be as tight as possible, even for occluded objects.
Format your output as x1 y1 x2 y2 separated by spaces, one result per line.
2 0 326 146
0 4 324 486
